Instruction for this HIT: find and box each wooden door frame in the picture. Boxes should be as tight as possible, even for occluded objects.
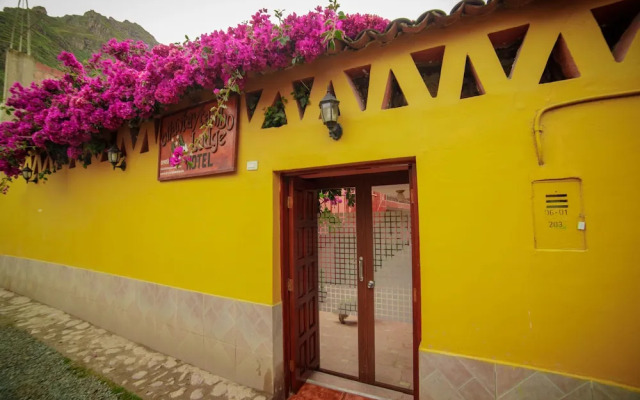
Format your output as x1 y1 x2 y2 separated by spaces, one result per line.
280 158 422 399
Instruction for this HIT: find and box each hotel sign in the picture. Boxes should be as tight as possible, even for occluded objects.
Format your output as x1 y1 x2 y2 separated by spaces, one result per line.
158 97 238 181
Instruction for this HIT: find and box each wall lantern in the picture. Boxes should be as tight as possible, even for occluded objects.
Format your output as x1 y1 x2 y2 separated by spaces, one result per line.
319 90 343 140
21 166 38 183
107 145 126 171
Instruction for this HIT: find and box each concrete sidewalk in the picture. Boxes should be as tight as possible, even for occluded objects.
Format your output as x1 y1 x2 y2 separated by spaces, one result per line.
0 288 271 400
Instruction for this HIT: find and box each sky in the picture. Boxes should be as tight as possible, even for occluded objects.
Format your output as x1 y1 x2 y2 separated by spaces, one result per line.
0 0 462 44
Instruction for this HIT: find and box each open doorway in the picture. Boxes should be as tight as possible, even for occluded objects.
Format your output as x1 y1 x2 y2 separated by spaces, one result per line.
281 159 421 399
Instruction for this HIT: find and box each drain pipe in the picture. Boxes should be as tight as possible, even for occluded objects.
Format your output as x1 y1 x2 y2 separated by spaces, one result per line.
533 90 640 165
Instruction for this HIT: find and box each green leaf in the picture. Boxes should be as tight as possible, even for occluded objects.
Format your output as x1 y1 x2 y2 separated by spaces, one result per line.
334 30 343 40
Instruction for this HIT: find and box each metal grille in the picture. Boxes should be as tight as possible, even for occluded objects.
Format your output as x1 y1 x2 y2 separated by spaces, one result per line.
318 196 412 321
318 211 357 288
373 210 411 271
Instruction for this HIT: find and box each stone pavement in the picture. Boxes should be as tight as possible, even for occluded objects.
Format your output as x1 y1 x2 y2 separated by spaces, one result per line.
0 288 271 400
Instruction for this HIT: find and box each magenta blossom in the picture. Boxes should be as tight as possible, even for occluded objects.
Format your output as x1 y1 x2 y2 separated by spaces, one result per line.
0 6 388 191
169 146 186 167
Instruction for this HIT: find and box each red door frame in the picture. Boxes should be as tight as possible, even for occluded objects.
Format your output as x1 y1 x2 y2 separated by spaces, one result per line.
280 158 422 399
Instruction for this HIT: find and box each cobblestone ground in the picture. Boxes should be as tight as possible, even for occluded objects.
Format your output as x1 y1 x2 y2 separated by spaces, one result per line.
0 316 134 399
0 288 271 400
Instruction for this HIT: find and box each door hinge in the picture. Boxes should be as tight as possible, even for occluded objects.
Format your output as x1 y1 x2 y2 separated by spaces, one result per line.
287 196 293 209
410 188 416 204
413 287 417 303
289 359 295 372
287 279 293 292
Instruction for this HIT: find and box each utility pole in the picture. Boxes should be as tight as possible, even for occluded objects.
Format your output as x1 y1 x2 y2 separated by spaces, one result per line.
26 0 32 56
9 0 32 55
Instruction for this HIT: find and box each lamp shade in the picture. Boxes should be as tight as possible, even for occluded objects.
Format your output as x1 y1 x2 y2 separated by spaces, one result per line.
319 91 340 124
21 166 33 181
107 145 121 164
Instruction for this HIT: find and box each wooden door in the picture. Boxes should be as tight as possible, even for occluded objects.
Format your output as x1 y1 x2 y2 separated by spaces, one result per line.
284 163 420 398
288 178 320 391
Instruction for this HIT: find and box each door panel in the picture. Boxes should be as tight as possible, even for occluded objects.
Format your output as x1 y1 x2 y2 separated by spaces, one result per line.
372 184 414 390
317 187 359 378
289 178 320 391
355 181 375 383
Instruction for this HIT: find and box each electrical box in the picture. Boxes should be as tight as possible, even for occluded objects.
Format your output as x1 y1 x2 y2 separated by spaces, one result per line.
532 179 585 250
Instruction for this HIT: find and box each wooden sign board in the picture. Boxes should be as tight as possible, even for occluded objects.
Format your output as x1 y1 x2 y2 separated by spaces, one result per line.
158 97 238 181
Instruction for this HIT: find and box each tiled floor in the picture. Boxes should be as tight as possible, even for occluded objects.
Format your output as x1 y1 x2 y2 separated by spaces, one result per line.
319 311 413 390
288 383 372 400
307 371 414 400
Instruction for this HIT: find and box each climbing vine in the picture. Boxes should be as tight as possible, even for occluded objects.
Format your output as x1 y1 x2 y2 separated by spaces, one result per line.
318 187 356 225
0 3 388 193
262 96 288 128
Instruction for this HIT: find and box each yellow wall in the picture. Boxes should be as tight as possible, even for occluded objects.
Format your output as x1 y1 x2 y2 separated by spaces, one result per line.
1 0 639 389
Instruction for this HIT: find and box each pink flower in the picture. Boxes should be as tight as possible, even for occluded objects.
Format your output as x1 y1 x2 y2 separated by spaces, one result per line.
173 146 185 156
0 6 389 190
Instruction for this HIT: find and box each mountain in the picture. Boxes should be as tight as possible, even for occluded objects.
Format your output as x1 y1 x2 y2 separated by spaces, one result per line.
0 6 159 94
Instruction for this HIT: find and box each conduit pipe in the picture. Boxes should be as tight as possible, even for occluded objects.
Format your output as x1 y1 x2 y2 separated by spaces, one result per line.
533 90 640 165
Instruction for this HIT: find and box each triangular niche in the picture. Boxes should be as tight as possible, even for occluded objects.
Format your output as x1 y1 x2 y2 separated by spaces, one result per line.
154 119 160 143
460 56 485 99
539 34 580 84
129 126 139 148
262 92 288 129
139 129 149 153
120 139 127 157
410 46 445 97
591 0 640 62
488 24 529 78
344 65 371 110
382 70 408 109
245 90 263 122
292 78 314 119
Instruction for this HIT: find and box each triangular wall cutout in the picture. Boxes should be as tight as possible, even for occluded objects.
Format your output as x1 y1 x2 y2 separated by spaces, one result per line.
292 78 314 119
245 90 262 122
488 24 529 78
344 65 371 110
154 119 160 143
591 0 640 62
69 159 76 169
120 139 127 157
100 149 109 162
460 56 485 99
140 129 149 153
539 34 580 84
410 46 445 97
382 70 408 109
129 126 139 148
262 92 288 129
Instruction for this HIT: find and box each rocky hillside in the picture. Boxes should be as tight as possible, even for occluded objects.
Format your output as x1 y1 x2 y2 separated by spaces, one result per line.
0 6 158 94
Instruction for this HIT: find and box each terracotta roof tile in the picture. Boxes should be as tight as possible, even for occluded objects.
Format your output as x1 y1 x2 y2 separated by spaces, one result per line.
343 0 535 51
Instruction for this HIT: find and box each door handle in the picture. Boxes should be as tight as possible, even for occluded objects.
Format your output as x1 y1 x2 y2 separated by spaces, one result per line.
358 256 363 282
367 280 375 289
